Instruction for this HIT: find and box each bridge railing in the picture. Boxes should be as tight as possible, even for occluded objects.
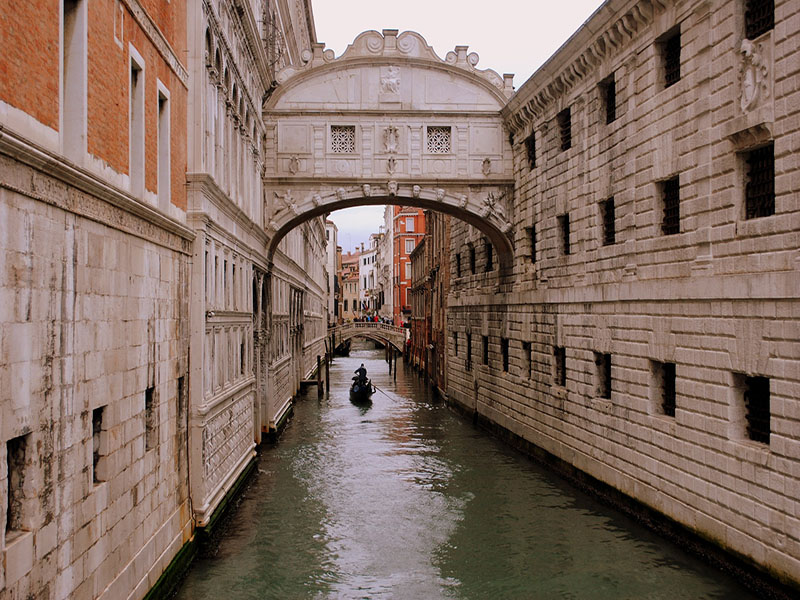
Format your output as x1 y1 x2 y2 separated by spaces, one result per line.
328 321 408 346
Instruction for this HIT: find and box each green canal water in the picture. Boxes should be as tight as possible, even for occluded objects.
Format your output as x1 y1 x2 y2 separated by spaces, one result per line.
175 344 759 599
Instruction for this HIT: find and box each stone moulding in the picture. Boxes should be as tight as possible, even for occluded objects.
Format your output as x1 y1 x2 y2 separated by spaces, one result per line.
503 0 668 134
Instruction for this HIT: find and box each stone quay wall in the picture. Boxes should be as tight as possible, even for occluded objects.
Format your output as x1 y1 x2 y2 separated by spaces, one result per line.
448 0 799 588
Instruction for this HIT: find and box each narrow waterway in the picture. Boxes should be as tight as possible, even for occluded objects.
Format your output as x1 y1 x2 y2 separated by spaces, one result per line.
175 343 759 599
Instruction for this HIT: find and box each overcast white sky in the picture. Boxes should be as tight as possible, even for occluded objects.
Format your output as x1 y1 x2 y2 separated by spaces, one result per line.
315 0 606 251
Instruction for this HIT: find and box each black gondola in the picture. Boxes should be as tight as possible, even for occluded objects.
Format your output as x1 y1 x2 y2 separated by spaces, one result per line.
349 377 374 403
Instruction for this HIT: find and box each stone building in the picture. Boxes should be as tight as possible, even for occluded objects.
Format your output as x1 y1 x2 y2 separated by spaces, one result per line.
325 220 339 325
448 0 799 588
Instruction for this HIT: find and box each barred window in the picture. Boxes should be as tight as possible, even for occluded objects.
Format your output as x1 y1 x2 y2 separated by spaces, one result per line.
601 197 616 246
559 213 570 255
663 30 681 88
744 144 775 219
427 126 451 154
557 108 571 151
745 0 774 40
525 131 536 169
595 353 612 399
554 346 566 387
661 176 680 235
601 75 616 124
744 375 770 444
331 125 355 153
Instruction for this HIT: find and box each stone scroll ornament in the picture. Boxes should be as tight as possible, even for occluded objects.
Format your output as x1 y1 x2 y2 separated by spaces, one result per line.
739 39 769 112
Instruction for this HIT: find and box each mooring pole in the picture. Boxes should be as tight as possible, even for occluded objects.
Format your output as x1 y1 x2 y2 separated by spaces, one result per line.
317 355 322 398
393 349 397 381
325 355 330 394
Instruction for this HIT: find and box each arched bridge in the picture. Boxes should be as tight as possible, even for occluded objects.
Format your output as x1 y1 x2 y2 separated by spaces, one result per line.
330 322 408 352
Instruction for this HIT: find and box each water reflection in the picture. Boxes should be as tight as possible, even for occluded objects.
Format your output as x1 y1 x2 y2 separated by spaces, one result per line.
175 343 757 600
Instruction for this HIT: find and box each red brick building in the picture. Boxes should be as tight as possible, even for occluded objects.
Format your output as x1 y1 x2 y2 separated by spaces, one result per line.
392 205 425 325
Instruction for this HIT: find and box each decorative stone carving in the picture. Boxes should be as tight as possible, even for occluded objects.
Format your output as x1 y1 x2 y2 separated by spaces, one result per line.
387 181 398 196
412 185 421 198
383 126 399 153
362 184 371 197
482 157 492 176
739 39 769 112
482 191 511 232
311 194 322 207
288 155 299 174
336 187 346 201
381 66 401 94
459 194 468 208
387 156 397 175
436 188 445 201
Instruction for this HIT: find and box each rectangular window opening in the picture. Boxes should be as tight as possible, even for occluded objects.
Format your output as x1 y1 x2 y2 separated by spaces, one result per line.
63 0 87 159
427 126 451 154
656 361 676 417
662 29 681 88
456 253 462 277
469 245 476 274
557 108 572 151
453 333 458 356
661 176 680 235
744 375 770 444
745 0 774 40
92 406 106 483
6 434 30 536
522 341 532 379
157 89 170 209
554 346 566 387
466 333 472 371
501 338 509 372
744 143 775 219
559 214 571 255
602 75 616 124
601 197 616 246
485 240 493 272
526 225 536 262
145 386 157 451
129 50 145 197
525 131 536 169
482 336 489 366
596 352 612 399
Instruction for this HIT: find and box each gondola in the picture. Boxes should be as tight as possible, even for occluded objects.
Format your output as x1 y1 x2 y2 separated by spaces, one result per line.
349 377 374 403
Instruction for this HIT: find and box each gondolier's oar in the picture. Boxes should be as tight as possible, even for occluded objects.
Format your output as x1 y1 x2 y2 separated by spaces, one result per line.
371 383 393 400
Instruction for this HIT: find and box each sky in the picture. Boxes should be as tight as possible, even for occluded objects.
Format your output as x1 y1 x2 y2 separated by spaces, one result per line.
314 0 606 252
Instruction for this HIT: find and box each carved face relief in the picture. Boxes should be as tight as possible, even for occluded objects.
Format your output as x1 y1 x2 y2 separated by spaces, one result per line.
387 181 398 196
336 187 346 201
459 194 468 208
436 188 445 201
362 184 371 198
311 194 322 207
412 185 421 198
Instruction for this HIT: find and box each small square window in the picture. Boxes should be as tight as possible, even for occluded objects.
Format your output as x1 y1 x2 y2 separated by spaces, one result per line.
427 126 451 154
661 176 680 235
744 143 775 219
501 338 509 372
554 346 566 386
525 131 536 168
601 75 616 124
662 29 681 88
559 214 571 255
595 352 612 399
331 125 356 153
601 197 615 246
745 0 774 40
557 108 572 151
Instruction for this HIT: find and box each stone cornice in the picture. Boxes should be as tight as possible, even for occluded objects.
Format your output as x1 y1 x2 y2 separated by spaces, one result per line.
502 0 668 134
120 0 188 87
0 125 194 252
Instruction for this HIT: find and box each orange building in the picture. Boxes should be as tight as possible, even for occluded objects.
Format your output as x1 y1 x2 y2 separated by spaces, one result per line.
392 206 425 325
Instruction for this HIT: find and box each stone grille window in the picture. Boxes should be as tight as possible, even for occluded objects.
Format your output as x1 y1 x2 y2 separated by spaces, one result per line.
601 197 615 245
661 176 680 235
482 336 489 365
744 375 770 444
466 333 472 371
745 0 773 40
427 126 451 153
554 346 566 387
602 75 616 124
744 143 774 219
485 239 493 272
145 386 157 451
525 131 536 169
559 213 571 255
657 362 676 417
596 352 612 399
501 338 509 372
557 108 571 151
330 125 355 153
663 30 681 88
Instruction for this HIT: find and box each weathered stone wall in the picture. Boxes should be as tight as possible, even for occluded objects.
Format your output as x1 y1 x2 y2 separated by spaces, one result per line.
449 0 799 587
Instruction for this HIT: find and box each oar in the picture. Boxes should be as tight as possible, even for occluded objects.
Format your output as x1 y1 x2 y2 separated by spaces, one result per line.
371 382 393 400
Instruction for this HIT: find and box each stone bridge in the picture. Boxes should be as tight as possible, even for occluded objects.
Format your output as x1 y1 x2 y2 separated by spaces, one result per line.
329 321 408 352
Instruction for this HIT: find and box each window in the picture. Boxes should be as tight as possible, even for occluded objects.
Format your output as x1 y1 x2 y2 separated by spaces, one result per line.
456 253 462 277
157 85 170 210
344 299 348 312
62 0 87 160
595 353 612 399
145 386 157 451
466 333 472 371
92 406 106 483
331 125 355 153
326 230 330 241
406 217 415 232
501 338 509 372
653 361 676 417
554 346 566 386
744 143 774 219
405 262 411 279
427 126 451 153
662 29 681 88
405 239 415 254
525 131 536 169
453 333 458 356
559 214 570 255
485 239 493 272
557 108 571 151
745 0 774 39
661 176 680 235
129 46 145 197
177 376 186 425
741 375 770 444
522 341 532 378
482 336 489 365
601 75 616 124
526 225 536 262
601 197 616 245
469 245 476 274
6 434 31 536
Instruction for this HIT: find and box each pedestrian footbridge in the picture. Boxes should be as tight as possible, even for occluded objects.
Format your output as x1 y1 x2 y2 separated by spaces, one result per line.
329 322 408 352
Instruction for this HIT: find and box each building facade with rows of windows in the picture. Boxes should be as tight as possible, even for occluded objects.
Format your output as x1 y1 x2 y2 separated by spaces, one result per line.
447 0 799 589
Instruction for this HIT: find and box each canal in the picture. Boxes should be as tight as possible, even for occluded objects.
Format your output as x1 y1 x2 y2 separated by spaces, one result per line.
175 343 760 599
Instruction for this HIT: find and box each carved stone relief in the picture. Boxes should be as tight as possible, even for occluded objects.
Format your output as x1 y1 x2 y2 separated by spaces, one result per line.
383 126 399 153
739 39 770 113
380 66 401 94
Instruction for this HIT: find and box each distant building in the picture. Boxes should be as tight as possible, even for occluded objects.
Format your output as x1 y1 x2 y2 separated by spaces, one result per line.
376 208 395 322
393 206 425 325
325 220 339 325
341 250 361 320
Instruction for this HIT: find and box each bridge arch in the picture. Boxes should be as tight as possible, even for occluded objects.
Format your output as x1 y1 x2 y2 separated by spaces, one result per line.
262 28 518 271
330 322 408 353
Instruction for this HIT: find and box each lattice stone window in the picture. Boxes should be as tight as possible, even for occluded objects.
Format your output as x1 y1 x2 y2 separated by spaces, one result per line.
745 0 774 40
427 126 451 154
331 125 355 153
744 143 775 219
